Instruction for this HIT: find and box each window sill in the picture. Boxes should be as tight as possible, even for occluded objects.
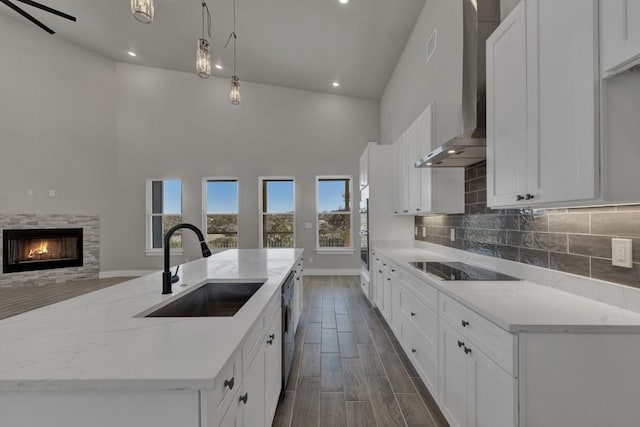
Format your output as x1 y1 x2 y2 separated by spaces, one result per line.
145 249 184 257
315 248 355 255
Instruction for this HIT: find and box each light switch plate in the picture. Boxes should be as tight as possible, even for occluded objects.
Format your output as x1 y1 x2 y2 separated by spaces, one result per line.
27 189 34 196
450 228 456 242
48 190 55 197
305 222 313 229
612 238 633 268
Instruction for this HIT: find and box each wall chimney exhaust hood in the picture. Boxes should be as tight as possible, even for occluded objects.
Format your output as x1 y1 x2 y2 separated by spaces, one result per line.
416 0 499 168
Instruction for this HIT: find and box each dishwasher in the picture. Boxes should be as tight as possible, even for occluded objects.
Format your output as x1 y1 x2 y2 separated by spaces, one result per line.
281 270 295 391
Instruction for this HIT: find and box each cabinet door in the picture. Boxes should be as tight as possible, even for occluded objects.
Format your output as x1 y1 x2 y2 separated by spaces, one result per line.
392 135 408 215
242 349 265 427
405 123 421 214
468 341 518 427
373 261 384 309
219 399 242 427
390 277 401 335
264 316 282 425
417 105 434 213
382 270 392 321
486 1 528 208
439 320 469 427
525 0 598 205
601 0 640 76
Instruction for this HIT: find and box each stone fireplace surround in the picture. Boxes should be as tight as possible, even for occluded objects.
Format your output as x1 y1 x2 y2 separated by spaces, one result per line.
0 214 99 289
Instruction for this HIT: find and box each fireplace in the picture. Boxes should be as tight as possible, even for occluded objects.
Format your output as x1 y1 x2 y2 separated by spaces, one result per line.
3 228 83 274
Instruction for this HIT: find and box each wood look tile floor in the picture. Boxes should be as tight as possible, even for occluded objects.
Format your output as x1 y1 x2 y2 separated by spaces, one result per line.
273 276 449 427
0 277 134 320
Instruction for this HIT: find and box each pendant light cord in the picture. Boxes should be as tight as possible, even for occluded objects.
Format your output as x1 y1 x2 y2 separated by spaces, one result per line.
201 1 211 39
223 0 237 76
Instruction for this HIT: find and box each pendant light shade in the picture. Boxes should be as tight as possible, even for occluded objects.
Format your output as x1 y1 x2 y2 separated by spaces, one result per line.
196 39 211 78
230 76 240 105
196 1 212 79
131 0 154 23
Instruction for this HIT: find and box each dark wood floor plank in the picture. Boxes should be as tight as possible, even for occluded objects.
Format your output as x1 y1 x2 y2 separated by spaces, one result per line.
320 393 347 427
338 332 359 359
335 314 352 332
272 390 295 427
380 353 416 393
307 308 322 323
291 378 321 426
346 307 365 323
366 377 406 427
300 344 321 377
397 393 437 427
305 323 322 344
286 351 302 391
322 328 340 353
357 344 386 377
352 322 373 345
369 326 396 354
321 353 343 392
322 311 337 329
411 377 450 427
346 401 377 427
342 358 370 402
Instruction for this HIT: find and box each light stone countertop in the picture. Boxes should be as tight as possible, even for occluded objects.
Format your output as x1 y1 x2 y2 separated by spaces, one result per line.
0 249 303 391
373 243 640 333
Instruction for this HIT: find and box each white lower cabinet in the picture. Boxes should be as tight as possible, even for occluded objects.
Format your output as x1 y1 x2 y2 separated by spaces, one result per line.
439 320 517 427
264 314 282 424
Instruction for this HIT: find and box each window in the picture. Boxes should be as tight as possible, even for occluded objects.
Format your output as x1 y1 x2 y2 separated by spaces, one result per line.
203 178 239 249
316 176 353 251
259 178 295 248
146 179 182 253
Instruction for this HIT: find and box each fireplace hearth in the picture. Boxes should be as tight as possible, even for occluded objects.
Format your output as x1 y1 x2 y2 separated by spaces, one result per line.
3 228 83 274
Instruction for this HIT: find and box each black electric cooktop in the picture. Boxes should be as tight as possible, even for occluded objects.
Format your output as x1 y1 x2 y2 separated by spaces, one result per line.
409 261 521 281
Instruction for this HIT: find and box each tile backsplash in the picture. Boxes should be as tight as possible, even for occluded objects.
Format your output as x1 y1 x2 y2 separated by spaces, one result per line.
415 162 640 288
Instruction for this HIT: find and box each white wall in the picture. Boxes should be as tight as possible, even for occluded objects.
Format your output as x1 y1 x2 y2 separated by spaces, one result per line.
113 63 379 272
0 13 119 270
380 0 463 146
500 0 521 20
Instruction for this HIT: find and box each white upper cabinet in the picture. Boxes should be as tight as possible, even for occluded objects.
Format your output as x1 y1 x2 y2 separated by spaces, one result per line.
487 0 599 208
393 104 464 215
601 0 640 77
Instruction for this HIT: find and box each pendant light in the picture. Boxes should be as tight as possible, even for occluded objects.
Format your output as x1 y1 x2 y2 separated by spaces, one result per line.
225 0 240 105
196 2 212 79
131 0 154 24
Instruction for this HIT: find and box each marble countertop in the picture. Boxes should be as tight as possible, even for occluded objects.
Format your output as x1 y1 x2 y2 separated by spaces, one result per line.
0 249 302 391
373 243 640 333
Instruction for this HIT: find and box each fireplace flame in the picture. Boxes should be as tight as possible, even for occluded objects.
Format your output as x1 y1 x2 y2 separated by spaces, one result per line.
28 241 49 259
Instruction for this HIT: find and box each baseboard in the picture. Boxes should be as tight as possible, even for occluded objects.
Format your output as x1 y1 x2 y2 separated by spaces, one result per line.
99 270 155 279
303 268 361 276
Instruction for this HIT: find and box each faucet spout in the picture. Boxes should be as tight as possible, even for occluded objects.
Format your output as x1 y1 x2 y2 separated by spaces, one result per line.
163 223 212 295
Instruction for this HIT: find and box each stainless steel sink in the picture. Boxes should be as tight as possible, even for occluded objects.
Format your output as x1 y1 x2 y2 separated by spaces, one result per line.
145 282 265 317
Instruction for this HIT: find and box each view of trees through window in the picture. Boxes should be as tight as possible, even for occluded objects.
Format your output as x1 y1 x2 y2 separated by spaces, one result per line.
261 179 295 248
317 177 351 248
205 180 239 249
149 179 182 249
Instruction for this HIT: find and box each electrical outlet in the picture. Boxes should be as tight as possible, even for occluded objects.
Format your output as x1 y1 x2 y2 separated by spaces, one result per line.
415 227 418 236
27 189 34 196
612 238 633 268
305 222 313 229
422 227 427 238
450 228 456 242
309 257 314 264
48 190 55 197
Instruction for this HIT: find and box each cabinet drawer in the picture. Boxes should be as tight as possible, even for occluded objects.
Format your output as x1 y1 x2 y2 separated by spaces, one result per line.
213 350 242 414
439 293 517 376
401 270 439 312
402 317 438 397
399 284 438 348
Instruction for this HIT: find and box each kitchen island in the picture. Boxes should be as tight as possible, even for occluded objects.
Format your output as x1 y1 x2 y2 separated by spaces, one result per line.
0 248 303 427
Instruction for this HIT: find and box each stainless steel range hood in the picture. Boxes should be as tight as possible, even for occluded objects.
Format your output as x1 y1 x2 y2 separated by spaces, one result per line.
416 0 500 168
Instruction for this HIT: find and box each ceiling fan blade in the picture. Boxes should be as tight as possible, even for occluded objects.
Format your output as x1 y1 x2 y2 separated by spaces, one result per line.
14 0 76 22
0 0 55 34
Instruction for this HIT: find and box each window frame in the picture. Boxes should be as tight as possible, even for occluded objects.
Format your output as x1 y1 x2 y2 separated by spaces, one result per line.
315 175 354 254
202 177 240 252
145 178 184 256
258 177 296 249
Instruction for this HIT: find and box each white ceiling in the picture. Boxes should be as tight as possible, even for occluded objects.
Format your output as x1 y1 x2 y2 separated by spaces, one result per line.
1 0 426 100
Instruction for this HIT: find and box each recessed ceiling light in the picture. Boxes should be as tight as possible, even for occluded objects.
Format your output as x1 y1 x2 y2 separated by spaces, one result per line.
448 150 456 154
127 51 137 57
339 0 350 4
332 82 340 87
215 64 223 70
426 162 433 166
